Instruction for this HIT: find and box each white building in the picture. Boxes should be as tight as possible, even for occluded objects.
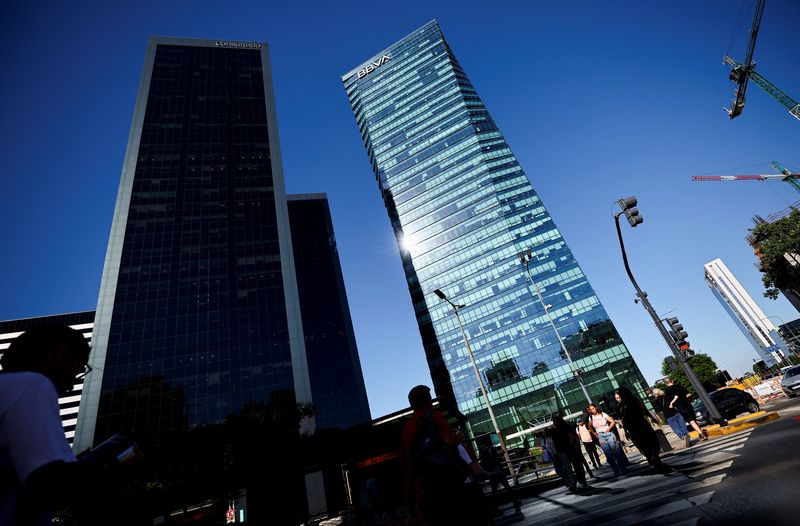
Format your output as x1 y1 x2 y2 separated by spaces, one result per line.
704 258 783 366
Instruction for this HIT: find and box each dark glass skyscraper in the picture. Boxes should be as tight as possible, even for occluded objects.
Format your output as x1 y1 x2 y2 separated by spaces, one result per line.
343 21 649 441
73 37 368 520
288 194 371 430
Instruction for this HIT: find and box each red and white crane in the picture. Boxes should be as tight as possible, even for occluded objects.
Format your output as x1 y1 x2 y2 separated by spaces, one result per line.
692 162 800 194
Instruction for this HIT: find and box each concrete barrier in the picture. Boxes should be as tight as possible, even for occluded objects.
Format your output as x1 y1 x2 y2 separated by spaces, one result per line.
689 411 780 438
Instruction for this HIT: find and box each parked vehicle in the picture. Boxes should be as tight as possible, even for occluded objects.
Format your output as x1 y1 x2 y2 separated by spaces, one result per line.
691 388 760 425
780 366 800 398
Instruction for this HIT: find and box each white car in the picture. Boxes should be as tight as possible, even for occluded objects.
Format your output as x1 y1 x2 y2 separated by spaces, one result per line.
780 366 800 398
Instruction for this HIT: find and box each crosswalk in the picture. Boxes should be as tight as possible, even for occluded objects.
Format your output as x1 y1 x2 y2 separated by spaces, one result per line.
497 430 754 525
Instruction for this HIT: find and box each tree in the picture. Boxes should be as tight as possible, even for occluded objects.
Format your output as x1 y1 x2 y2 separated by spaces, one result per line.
749 208 800 300
660 353 721 393
753 360 770 376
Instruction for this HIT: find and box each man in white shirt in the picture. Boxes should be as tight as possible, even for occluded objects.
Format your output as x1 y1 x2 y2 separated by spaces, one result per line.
0 323 92 525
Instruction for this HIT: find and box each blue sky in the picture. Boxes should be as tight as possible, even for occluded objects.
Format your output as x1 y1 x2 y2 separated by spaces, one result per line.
1 1 798 417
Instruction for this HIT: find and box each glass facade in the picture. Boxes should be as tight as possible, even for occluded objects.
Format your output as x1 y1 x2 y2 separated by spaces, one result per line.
343 21 649 440
74 38 313 514
288 194 371 430
0 311 95 445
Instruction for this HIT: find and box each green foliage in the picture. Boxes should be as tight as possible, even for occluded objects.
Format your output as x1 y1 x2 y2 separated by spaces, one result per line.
660 353 721 393
749 208 800 300
753 360 770 375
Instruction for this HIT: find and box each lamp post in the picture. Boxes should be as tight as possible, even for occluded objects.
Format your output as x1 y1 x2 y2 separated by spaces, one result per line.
518 250 592 404
432 288 517 482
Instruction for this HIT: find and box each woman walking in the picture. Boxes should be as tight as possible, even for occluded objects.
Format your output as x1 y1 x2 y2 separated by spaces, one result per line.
615 387 671 474
587 404 627 476
576 420 601 468
653 388 691 447
552 415 590 489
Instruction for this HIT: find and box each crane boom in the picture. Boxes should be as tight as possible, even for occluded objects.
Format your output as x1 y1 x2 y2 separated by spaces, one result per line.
726 0 766 119
692 174 790 181
724 55 800 120
692 162 800 194
723 0 800 120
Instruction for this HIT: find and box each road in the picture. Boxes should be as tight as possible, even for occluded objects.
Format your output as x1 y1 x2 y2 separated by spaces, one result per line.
696 395 800 523
495 395 800 525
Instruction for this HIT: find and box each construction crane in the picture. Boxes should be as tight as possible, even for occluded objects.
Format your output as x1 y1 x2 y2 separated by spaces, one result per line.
692 161 800 194
723 0 800 121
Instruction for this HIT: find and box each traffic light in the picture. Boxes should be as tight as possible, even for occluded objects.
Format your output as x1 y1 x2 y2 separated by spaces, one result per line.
617 196 644 227
665 356 680 372
666 317 689 349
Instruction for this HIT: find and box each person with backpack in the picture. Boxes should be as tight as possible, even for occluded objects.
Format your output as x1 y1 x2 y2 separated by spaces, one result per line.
400 385 486 525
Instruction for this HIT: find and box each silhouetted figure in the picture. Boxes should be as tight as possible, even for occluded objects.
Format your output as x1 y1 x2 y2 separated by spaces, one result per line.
551 415 589 491
0 323 110 525
478 440 520 513
400 385 486 525
615 387 670 474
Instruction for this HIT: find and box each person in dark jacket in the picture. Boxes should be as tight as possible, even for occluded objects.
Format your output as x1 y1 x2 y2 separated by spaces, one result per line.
478 440 520 513
400 385 486 526
550 415 589 491
653 388 690 447
614 387 671 474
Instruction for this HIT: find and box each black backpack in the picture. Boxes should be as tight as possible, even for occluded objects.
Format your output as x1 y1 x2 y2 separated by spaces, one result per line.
410 412 466 487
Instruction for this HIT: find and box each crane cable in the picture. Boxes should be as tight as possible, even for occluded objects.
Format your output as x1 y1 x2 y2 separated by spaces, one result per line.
726 0 756 56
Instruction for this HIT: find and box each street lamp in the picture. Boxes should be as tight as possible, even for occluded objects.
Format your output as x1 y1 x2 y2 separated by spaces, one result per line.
432 288 516 482
518 249 592 404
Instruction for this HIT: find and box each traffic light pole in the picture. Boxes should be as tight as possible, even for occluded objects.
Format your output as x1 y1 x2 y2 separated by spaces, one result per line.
613 213 724 424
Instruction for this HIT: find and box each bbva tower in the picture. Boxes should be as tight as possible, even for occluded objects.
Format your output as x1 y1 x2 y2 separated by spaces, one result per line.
342 21 648 443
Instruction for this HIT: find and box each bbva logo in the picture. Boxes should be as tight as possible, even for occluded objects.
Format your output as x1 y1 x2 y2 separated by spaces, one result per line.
357 55 391 79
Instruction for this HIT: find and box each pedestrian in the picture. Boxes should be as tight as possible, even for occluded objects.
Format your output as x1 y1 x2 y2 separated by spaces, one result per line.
612 392 634 449
478 439 520 513
541 428 576 491
0 323 116 526
400 385 486 525
551 415 589 491
587 403 627 476
615 387 671 474
653 388 691 447
664 378 707 441
576 420 601 468
454 428 490 521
